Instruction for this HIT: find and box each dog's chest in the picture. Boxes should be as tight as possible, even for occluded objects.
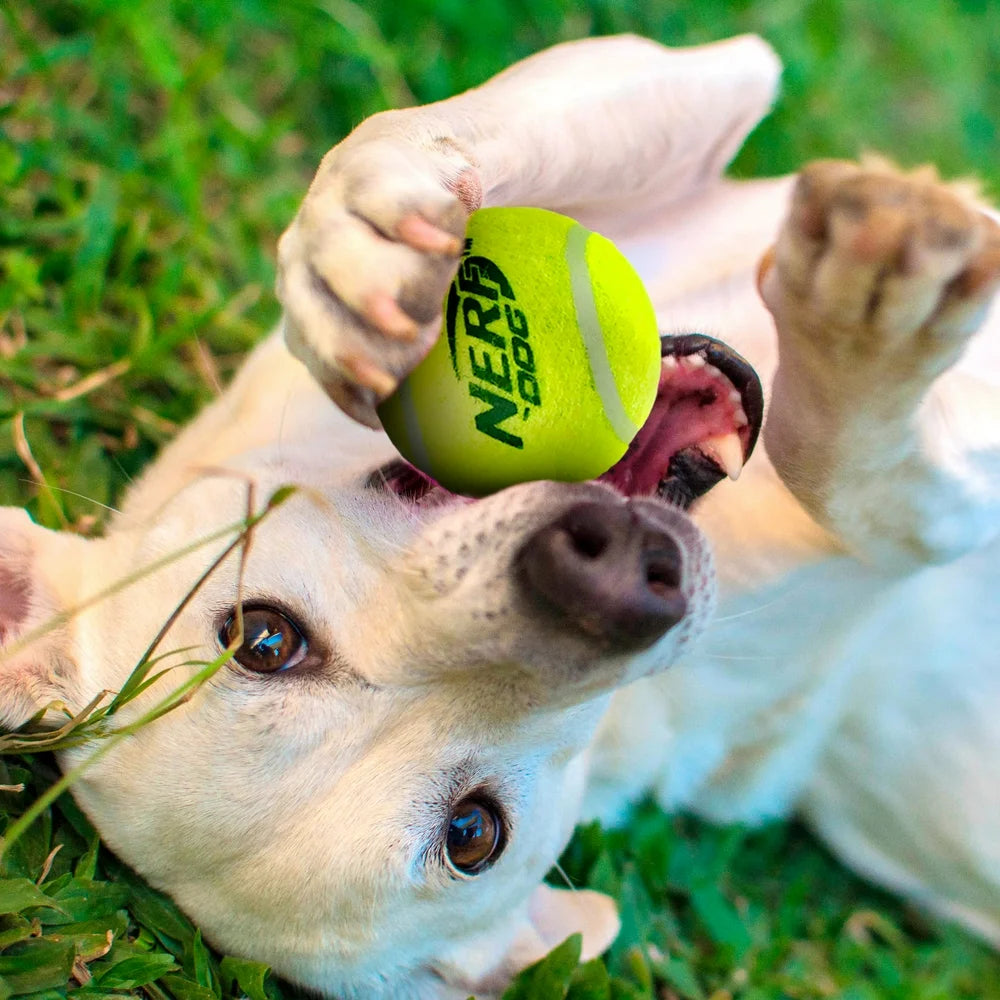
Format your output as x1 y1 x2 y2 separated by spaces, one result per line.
588 535 1000 823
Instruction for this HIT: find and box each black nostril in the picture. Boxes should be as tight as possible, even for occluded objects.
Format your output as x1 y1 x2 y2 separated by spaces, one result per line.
564 512 610 560
644 532 683 594
515 500 687 650
646 556 680 596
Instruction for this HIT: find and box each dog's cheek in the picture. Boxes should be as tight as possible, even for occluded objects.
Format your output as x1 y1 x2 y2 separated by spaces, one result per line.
429 884 619 997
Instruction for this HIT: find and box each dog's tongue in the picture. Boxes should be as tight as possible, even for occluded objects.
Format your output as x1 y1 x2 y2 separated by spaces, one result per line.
600 349 753 501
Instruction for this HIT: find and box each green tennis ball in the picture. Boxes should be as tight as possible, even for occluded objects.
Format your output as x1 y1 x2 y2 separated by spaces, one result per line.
377 206 660 496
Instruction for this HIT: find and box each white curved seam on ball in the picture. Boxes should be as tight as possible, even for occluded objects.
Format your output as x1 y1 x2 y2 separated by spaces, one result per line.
565 222 637 445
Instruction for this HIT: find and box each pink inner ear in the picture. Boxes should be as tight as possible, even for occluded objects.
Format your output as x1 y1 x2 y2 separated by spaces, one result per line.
0 561 31 644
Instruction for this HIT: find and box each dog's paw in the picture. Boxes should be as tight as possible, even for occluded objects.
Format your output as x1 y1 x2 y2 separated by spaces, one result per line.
760 159 1000 387
276 117 482 426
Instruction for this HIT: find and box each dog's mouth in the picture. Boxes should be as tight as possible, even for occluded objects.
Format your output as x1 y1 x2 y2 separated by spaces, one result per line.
366 333 763 510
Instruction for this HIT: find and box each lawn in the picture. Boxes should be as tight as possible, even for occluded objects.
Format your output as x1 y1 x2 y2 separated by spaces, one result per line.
2 0 1000 997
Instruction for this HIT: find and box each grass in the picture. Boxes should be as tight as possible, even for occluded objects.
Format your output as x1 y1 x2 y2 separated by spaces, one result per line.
1 0 1000 997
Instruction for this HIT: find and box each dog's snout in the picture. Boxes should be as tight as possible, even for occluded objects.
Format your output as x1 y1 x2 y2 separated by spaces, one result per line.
515 500 687 649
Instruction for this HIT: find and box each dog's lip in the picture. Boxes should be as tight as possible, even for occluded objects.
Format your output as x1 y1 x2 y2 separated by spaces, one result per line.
659 332 763 458
365 333 763 509
364 459 455 505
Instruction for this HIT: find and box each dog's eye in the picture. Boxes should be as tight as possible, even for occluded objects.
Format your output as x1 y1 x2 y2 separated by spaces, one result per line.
220 607 308 674
446 797 503 875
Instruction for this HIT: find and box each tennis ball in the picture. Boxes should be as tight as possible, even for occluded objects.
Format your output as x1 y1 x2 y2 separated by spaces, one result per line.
377 206 660 496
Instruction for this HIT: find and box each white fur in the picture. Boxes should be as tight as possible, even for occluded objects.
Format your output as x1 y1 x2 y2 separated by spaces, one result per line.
2 33 999 998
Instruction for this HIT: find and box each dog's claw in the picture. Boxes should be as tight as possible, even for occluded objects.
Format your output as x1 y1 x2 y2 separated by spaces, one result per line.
954 221 1000 297
341 383 382 428
339 354 398 401
363 291 421 341
397 213 464 256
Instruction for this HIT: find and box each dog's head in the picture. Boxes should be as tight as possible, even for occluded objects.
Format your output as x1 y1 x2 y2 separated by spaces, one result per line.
0 336 761 999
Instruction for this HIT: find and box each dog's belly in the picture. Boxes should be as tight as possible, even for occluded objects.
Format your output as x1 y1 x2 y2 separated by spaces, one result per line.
582 534 1000 828
585 175 793 375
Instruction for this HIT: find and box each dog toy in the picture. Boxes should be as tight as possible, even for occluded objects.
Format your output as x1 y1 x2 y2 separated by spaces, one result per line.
377 207 660 496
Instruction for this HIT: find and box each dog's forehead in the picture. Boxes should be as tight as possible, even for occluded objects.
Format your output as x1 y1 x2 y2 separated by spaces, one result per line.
192 675 600 794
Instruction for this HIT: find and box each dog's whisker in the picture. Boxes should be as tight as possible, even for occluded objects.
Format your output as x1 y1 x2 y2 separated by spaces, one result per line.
20 479 123 516
703 651 778 662
712 594 790 623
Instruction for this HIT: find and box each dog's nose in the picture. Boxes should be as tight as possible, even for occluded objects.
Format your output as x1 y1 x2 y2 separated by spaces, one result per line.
515 500 687 648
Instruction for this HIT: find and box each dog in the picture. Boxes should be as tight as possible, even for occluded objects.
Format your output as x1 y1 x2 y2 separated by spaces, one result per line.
1 32 999 1000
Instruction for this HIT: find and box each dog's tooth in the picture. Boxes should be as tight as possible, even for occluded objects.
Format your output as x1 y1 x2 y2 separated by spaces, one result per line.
733 407 749 428
700 431 745 480
729 388 743 405
684 352 706 368
704 363 722 379
662 355 679 369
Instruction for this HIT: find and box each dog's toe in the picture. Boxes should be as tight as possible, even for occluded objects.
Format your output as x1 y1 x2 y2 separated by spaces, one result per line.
276 129 479 420
764 158 1000 377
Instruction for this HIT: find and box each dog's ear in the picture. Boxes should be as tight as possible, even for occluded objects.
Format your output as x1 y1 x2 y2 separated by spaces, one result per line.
431 884 620 997
0 507 89 729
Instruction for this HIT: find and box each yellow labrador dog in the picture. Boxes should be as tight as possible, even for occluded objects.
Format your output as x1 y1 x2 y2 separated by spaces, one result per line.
2 33 999 999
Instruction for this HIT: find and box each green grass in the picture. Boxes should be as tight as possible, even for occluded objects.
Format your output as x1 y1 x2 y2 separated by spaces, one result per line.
2 0 1000 997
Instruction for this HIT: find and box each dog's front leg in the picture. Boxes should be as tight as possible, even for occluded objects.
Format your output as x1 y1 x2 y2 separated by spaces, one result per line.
277 34 779 426
761 161 1000 569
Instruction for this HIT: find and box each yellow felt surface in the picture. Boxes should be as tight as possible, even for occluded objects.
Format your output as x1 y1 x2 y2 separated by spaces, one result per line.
379 207 659 495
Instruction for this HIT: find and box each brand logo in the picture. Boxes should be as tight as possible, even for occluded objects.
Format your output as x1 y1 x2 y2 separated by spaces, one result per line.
445 239 541 450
